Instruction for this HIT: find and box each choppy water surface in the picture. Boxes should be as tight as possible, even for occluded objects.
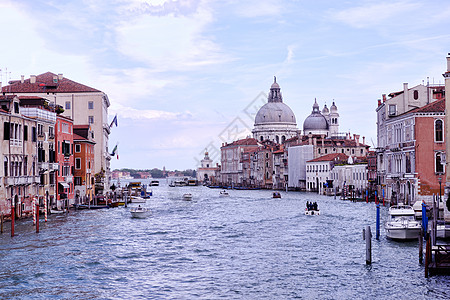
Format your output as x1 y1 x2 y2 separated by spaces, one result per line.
1 184 449 299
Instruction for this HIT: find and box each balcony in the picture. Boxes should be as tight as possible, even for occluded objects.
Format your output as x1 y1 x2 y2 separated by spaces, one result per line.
38 162 48 170
65 175 74 183
49 163 59 171
5 175 40 185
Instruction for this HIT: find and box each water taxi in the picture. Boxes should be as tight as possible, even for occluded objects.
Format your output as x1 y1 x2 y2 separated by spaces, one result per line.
183 193 193 201
130 206 151 218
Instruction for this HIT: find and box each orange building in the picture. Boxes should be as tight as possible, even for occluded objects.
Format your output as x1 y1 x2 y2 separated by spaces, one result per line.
73 125 95 204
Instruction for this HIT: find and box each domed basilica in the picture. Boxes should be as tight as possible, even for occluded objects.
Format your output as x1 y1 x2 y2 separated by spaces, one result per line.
252 77 298 143
252 78 340 143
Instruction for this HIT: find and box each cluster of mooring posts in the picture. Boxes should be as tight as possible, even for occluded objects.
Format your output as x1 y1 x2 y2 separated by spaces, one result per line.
362 194 450 277
1 191 131 237
423 195 450 277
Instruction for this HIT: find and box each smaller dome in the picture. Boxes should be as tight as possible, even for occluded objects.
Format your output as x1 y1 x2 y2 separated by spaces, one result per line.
322 104 329 115
303 99 329 132
330 101 338 112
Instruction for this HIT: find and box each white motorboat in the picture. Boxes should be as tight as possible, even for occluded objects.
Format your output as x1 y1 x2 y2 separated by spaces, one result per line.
183 193 193 201
131 196 146 203
219 190 230 197
130 206 150 218
305 209 320 215
385 205 421 240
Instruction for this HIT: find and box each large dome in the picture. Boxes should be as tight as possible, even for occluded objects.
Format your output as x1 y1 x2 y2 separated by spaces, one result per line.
303 99 329 132
255 102 296 125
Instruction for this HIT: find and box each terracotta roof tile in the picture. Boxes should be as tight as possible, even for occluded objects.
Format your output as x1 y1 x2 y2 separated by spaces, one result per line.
2 72 101 93
308 153 348 162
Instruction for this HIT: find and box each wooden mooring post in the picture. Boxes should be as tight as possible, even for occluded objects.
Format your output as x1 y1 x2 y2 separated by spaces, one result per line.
419 229 424 264
363 225 372 264
0 213 3 234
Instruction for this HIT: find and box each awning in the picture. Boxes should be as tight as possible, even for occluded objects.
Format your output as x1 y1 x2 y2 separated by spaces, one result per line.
59 182 70 189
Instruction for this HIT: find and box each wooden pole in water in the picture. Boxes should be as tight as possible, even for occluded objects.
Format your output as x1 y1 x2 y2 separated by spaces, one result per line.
32 197 36 225
1 213 3 233
363 226 372 264
376 204 380 240
11 201 15 237
419 228 423 264
36 203 39 233
44 196 48 221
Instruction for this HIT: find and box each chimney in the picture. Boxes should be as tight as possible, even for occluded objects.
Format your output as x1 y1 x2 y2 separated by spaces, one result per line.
30 75 36 84
353 134 356 141
447 53 450 72
58 73 64 80
21 75 24 83
363 136 365 145
378 99 382 107
355 134 360 146
382 94 386 102
403 82 408 112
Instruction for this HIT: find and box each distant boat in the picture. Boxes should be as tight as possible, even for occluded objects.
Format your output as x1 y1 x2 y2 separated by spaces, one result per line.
273 192 281 198
130 206 151 218
50 208 66 214
219 190 230 197
151 180 159 186
131 196 146 203
305 209 320 215
183 193 193 201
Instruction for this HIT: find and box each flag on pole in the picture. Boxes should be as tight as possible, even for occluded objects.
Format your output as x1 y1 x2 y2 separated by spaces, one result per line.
111 144 118 156
109 114 118 128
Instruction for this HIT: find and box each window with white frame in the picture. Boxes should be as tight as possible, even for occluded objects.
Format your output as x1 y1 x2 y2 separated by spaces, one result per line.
435 119 443 142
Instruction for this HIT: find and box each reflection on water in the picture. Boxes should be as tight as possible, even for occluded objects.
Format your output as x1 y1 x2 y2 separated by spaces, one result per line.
1 184 449 299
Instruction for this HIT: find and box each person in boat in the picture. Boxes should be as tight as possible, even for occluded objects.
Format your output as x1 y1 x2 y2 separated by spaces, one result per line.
306 201 310 210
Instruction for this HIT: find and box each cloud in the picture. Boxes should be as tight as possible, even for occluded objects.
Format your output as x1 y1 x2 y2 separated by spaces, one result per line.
115 2 231 71
231 0 282 18
110 102 191 121
330 1 419 29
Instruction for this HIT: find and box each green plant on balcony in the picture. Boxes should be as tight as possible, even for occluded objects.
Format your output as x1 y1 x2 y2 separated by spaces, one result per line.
94 168 105 183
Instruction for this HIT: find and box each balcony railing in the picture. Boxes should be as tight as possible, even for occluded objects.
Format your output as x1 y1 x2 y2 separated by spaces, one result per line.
5 175 40 185
38 162 48 170
49 163 59 171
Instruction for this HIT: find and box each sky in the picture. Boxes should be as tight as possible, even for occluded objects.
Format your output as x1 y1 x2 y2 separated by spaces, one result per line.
1 0 450 171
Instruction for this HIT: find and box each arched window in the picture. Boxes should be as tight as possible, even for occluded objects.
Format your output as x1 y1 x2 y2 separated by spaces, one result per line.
4 157 8 177
435 119 443 142
413 90 419 100
436 152 444 174
281 136 286 143
276 136 279 143
260 136 264 142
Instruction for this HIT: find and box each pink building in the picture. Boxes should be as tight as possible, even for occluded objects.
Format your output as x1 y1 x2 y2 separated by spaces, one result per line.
55 115 74 209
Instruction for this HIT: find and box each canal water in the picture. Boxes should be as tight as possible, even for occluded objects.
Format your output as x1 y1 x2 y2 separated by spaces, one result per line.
1 184 449 299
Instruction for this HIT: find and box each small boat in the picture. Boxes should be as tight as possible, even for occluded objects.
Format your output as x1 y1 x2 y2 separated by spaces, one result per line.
219 190 230 197
385 204 421 240
151 180 159 186
74 204 109 210
305 209 320 215
131 196 146 203
130 206 151 218
50 208 66 214
183 193 193 201
109 201 125 207
273 192 281 198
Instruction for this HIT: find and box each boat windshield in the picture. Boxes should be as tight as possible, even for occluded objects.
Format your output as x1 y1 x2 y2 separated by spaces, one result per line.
391 215 415 221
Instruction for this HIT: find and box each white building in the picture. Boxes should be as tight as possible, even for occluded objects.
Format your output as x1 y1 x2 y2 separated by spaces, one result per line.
288 145 314 190
331 162 368 195
197 151 218 184
306 153 348 193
